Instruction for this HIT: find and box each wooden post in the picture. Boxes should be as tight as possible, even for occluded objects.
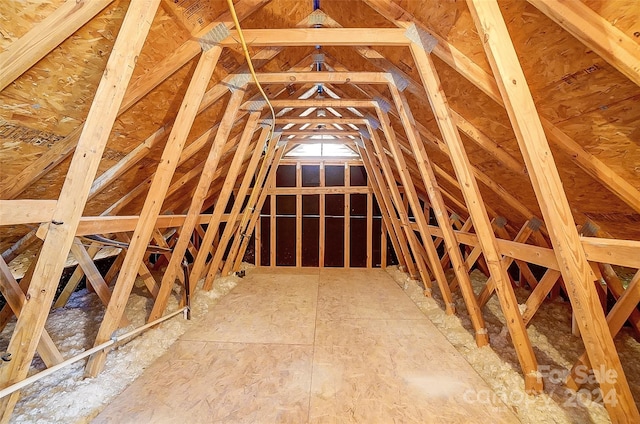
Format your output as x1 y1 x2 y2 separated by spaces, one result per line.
255 214 261 267
296 162 303 267
148 85 244 321
387 86 488 345
84 42 220 379
270 185 277 267
468 0 639 417
319 162 326 268
367 191 373 268
0 0 161 420
409 40 541 392
344 164 351 268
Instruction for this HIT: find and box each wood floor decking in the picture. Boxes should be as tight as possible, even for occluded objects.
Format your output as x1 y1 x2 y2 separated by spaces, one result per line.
94 268 520 423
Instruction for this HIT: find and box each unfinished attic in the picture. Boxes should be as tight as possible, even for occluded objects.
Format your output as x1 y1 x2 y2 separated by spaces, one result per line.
1 0 640 422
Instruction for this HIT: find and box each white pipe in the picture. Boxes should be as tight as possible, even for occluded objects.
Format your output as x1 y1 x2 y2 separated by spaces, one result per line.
0 307 187 399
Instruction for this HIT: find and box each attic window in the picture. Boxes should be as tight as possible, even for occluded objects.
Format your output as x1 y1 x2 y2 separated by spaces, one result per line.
286 143 359 157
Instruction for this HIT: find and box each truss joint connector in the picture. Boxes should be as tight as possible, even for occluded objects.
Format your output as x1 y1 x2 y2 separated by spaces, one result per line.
404 23 438 54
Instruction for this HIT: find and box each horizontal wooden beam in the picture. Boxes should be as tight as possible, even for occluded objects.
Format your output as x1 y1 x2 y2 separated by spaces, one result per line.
34 214 235 238
582 237 640 269
0 200 57 225
248 99 376 109
279 158 362 165
277 118 368 125
288 137 355 143
248 72 391 84
426 224 640 271
220 28 409 47
268 187 372 195
282 130 359 136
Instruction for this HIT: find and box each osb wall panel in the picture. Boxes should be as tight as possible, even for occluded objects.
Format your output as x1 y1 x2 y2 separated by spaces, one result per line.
397 0 491 74
322 0 395 29
161 0 229 35
240 0 312 28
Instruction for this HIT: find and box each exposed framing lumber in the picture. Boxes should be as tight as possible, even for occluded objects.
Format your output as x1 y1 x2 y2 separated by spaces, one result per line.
53 242 101 308
277 118 368 125
99 123 240 218
366 191 373 268
73 214 231 237
0 252 39 332
319 162 325 268
0 0 114 91
321 74 530 235
270 186 276 266
198 114 260 289
522 269 563 325
360 135 416 277
527 0 640 87
363 0 640 217
147 87 246 321
357 143 410 273
268 187 372 195
0 4 268 201
565 270 640 392
232 147 286 272
366 127 436 295
352 80 543 230
1 231 39 265
263 99 377 109
206 126 268 278
0 200 57 226
476 221 537 308
316 10 526 178
84 44 221 378
281 130 360 137
374 113 458 313
0 1 161 420
344 164 351 268
467 0 638 418
220 28 410 47
0 256 63 368
410 41 541 392
69 239 113 307
249 72 391 85
222 133 282 276
386 86 490 345
297 163 303 268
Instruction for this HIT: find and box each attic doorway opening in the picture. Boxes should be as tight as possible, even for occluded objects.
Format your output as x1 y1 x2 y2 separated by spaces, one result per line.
251 160 397 268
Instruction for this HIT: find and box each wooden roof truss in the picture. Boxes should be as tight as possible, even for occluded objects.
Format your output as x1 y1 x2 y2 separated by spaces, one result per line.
0 0 639 422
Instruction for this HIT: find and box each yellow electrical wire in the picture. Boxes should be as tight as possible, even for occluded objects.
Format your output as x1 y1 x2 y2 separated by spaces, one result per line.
226 0 276 142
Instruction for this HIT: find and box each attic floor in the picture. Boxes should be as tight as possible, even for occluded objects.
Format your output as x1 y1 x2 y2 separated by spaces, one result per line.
93 268 520 423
